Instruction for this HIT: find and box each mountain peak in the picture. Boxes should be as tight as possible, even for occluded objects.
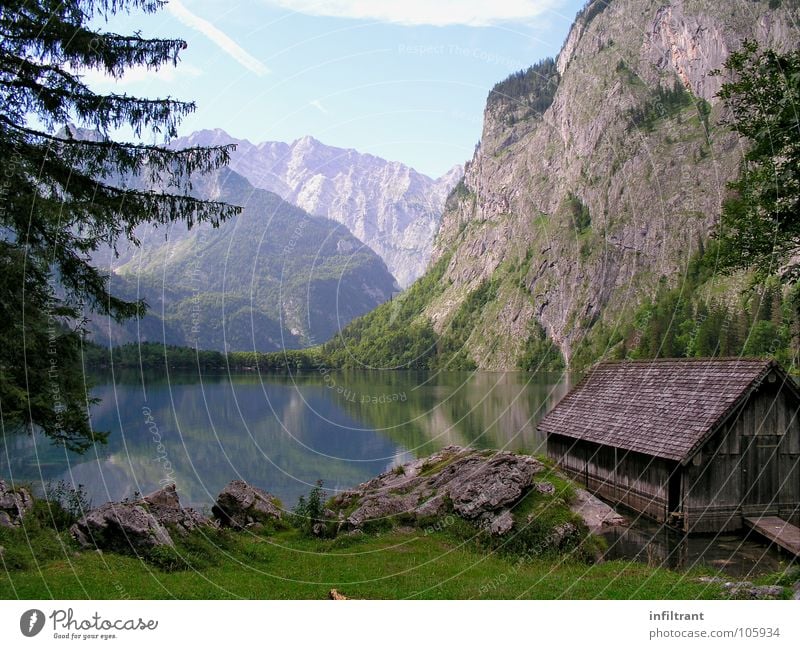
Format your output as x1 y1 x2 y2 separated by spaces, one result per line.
192 131 463 287
292 134 321 148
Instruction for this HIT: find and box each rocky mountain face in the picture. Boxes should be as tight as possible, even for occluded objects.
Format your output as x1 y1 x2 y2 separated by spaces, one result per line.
90 167 397 352
409 0 798 369
173 130 462 288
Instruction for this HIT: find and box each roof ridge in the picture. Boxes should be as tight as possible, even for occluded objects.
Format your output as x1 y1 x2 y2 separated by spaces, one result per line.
593 357 773 367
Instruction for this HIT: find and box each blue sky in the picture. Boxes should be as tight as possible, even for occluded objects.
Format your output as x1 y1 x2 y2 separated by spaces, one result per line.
86 0 587 177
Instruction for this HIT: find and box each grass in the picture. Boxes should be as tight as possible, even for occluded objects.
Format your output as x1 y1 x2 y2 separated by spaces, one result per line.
0 524 731 600
0 489 739 600
0 470 782 600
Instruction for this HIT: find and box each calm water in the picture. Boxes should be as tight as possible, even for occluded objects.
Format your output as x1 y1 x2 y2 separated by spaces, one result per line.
0 370 567 510
1 370 792 576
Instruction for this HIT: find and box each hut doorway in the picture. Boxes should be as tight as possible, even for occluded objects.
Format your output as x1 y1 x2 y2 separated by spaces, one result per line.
742 434 781 514
668 470 681 514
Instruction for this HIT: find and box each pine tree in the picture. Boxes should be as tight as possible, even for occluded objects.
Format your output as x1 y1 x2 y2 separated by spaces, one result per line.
0 0 241 451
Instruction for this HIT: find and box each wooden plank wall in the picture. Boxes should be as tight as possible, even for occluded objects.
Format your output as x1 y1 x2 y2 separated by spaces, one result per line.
548 381 800 533
684 384 800 532
548 434 671 522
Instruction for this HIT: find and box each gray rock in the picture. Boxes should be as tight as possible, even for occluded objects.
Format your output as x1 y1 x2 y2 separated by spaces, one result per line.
445 453 542 519
544 522 579 549
533 482 556 496
0 479 33 527
71 501 174 551
330 447 546 537
571 488 626 532
143 483 180 509
413 494 448 519
484 509 514 536
141 484 207 536
212 480 281 528
347 493 416 529
698 577 786 600
70 484 208 551
727 584 784 600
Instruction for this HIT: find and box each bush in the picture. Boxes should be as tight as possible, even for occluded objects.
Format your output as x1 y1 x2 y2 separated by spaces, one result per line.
39 480 92 530
291 481 332 538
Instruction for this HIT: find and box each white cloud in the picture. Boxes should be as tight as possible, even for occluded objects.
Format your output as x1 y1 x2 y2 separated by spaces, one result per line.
309 99 328 114
76 63 203 87
260 0 563 26
168 0 269 76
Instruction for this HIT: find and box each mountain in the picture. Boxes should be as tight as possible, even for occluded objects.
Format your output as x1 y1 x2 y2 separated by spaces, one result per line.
172 130 462 288
324 0 799 370
90 167 398 352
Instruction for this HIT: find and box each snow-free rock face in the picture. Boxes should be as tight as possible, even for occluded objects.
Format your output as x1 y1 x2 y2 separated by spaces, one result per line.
329 446 548 532
0 480 33 528
212 480 282 529
70 484 208 551
176 130 462 288
413 0 798 369
328 446 589 541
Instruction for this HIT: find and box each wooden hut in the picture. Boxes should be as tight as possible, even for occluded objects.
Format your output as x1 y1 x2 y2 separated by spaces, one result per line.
539 358 800 534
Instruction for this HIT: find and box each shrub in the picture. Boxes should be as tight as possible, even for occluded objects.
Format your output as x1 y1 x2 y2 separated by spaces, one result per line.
291 481 332 538
39 480 92 529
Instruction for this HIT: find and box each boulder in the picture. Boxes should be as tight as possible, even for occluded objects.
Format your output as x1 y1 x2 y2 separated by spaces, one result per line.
483 509 514 535
0 480 33 528
70 484 208 551
212 480 281 528
347 493 416 528
71 501 173 551
323 446 612 562
328 447 545 536
413 494 448 519
141 484 207 536
571 488 626 532
443 453 542 519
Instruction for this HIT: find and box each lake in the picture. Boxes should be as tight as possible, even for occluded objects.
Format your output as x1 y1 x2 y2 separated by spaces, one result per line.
0 370 791 576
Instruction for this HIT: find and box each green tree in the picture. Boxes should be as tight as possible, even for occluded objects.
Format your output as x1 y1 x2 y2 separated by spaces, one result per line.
0 0 240 451
713 41 800 281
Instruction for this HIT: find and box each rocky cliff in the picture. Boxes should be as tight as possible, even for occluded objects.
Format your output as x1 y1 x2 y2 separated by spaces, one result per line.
174 130 462 288
416 0 798 369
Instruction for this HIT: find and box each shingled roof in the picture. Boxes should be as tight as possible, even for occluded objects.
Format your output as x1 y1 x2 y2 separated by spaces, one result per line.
538 358 799 463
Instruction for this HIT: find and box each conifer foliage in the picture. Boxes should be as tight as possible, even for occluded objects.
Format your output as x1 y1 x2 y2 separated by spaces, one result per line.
0 0 239 450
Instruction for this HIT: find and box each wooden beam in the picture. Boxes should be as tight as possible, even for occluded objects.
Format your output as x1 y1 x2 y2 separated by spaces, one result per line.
744 516 800 557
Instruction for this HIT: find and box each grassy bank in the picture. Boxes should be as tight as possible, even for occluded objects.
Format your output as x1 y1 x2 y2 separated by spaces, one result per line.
2 528 733 600
0 508 751 600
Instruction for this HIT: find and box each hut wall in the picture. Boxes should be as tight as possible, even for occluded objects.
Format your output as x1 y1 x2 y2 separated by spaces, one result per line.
548 434 672 522
684 384 800 532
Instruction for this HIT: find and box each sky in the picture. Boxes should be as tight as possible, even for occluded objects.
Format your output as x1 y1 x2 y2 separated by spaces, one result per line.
84 0 588 178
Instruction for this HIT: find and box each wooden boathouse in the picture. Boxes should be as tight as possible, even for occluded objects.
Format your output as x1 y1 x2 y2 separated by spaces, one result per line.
539 358 800 536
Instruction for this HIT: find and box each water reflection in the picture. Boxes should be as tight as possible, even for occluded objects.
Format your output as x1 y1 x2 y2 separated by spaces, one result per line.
1 369 789 577
601 517 796 577
0 370 567 510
